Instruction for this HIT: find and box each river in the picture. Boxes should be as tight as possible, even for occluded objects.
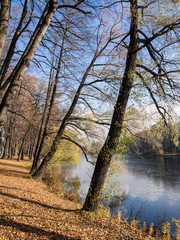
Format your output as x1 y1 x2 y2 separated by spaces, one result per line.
60 154 180 234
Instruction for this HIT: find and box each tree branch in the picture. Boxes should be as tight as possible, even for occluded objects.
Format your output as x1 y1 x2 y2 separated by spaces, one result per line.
61 136 95 165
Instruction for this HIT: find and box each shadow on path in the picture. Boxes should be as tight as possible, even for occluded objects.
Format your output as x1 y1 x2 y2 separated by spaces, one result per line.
0 185 35 193
0 168 30 179
0 190 80 213
0 161 28 169
0 218 80 240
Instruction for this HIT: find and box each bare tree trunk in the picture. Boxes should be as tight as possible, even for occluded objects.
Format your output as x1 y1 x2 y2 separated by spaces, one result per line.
28 142 33 160
0 130 3 155
1 114 12 159
18 149 24 161
31 43 57 173
0 0 31 87
32 35 111 179
0 0 10 59
18 126 30 161
29 130 38 160
83 0 139 212
0 0 57 128
7 137 12 160
2 135 8 159
31 32 66 174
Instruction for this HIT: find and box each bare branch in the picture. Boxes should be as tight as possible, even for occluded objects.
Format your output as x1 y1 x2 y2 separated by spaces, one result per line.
136 71 169 124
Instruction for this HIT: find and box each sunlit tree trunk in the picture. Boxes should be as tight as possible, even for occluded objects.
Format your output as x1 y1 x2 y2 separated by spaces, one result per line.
83 0 139 212
0 0 31 87
0 0 10 59
0 0 57 128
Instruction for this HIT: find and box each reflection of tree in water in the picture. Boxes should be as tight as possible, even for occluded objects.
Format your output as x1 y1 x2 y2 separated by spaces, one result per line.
64 176 82 204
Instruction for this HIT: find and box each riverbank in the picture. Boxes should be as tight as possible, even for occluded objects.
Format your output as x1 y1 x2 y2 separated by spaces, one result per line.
0 158 158 240
130 153 180 158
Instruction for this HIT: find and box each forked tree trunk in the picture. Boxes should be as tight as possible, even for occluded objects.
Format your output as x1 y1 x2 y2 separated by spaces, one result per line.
83 0 139 212
0 0 57 128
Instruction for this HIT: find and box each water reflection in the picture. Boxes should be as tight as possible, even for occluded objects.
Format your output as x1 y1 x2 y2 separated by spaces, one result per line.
61 155 180 235
125 156 180 189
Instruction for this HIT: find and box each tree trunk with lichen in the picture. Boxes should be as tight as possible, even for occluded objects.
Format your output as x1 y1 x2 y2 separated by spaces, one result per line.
83 0 139 212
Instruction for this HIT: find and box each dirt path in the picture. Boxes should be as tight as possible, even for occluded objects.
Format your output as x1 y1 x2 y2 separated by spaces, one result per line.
0 159 156 240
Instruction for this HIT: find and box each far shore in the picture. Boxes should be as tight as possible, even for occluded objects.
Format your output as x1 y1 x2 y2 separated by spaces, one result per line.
130 152 180 158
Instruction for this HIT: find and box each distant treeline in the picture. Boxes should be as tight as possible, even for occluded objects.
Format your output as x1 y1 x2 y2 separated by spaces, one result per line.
128 121 180 156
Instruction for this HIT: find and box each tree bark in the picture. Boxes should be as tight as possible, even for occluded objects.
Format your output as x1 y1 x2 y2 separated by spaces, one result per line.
0 0 10 59
83 0 139 212
0 0 57 128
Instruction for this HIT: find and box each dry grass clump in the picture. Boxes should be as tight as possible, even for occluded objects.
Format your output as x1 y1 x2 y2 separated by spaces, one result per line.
42 167 82 204
96 205 111 219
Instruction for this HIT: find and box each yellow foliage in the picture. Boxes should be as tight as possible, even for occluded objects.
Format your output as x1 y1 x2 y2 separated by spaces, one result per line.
162 222 171 240
148 223 154 237
172 218 180 240
96 206 110 219
52 138 81 165
44 129 81 166
25 75 37 91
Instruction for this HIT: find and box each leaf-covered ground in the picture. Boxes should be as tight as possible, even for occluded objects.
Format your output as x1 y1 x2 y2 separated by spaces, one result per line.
0 159 157 239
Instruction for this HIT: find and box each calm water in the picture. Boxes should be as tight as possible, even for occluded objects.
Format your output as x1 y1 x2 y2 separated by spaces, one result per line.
61 155 180 233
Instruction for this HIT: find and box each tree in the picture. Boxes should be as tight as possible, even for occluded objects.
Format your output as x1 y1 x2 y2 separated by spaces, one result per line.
30 33 65 174
0 0 33 87
83 0 139 211
30 8 98 173
161 121 180 153
31 19 120 179
43 128 81 166
0 0 89 163
0 74 44 160
0 0 58 128
0 0 87 129
0 0 10 59
128 120 180 155
83 0 180 211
